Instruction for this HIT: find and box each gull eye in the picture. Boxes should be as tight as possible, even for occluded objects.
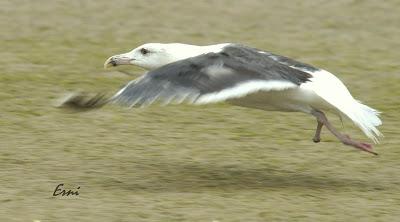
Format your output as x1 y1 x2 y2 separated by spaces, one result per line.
140 48 149 55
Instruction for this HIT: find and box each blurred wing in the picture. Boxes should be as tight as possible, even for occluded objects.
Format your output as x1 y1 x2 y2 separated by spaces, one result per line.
110 50 312 107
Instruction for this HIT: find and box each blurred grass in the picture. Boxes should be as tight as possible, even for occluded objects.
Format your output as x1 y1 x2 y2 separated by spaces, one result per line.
1 0 400 221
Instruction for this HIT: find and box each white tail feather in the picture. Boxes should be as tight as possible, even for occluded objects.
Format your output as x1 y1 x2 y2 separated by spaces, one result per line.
342 101 382 143
300 69 383 143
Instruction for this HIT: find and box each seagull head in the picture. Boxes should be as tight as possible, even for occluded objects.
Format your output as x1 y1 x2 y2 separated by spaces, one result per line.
104 43 207 70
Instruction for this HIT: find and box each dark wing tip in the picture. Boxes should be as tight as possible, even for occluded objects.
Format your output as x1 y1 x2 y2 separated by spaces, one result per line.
55 92 109 111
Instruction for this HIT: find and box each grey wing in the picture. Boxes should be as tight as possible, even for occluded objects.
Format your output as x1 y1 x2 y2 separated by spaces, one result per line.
111 75 201 107
255 50 319 73
224 44 319 74
110 51 312 107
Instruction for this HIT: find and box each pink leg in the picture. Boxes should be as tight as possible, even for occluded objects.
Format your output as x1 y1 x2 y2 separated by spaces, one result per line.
311 110 377 155
313 121 323 143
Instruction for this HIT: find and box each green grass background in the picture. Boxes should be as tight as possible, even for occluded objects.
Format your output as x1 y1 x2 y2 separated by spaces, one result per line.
1 0 399 221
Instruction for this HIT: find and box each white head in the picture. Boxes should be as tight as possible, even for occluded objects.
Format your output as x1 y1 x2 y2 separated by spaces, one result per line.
104 43 229 70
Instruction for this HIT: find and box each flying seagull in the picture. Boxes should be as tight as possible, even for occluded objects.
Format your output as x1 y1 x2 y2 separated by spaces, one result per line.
59 43 383 155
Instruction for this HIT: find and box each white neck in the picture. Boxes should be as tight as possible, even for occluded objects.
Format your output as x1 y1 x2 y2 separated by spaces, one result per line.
165 43 231 61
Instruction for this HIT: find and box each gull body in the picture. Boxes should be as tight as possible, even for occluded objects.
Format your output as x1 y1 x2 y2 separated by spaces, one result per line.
80 43 382 154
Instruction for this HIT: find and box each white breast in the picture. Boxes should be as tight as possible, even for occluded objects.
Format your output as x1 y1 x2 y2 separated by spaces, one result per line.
228 87 334 114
